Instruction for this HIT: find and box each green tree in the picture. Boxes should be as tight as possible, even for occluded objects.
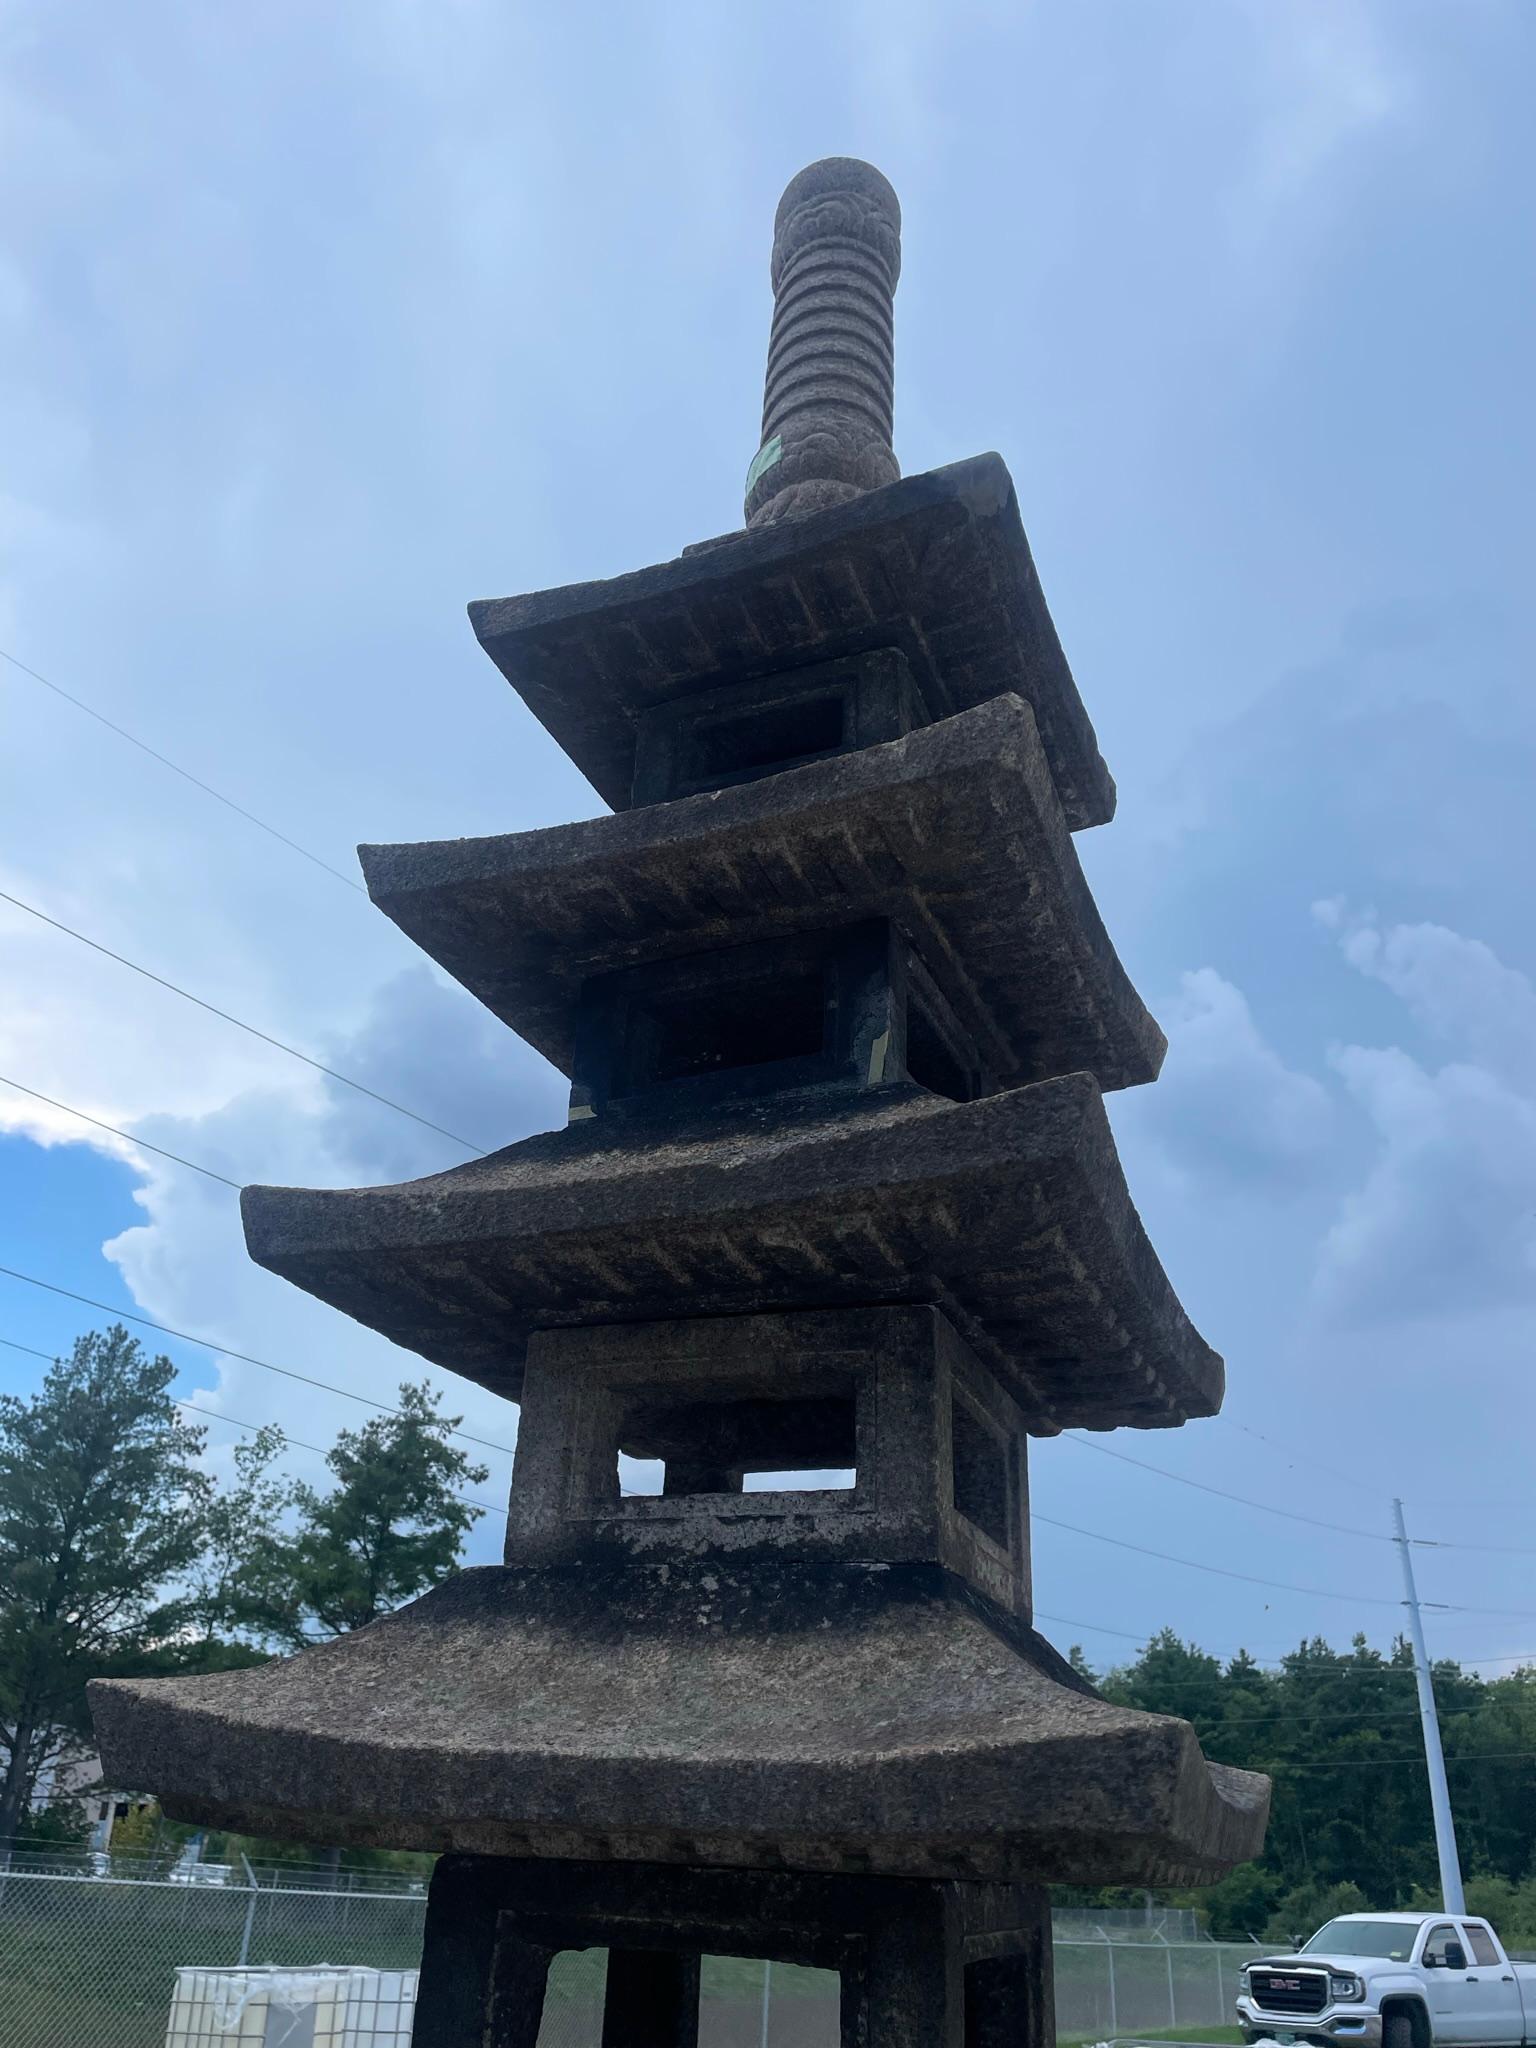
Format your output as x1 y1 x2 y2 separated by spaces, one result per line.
15 1798 93 1849
273 1382 489 1644
1102 1628 1228 1723
1265 1878 1372 1946
1051 1630 1536 1940
1201 1860 1283 1940
246 1380 488 1879
189 1425 302 1648
0 1327 210 1847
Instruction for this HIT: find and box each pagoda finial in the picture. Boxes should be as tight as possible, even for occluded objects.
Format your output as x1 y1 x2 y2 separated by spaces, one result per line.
744 156 902 528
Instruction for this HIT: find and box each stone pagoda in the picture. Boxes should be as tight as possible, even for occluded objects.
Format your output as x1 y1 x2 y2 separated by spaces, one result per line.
93 159 1268 2044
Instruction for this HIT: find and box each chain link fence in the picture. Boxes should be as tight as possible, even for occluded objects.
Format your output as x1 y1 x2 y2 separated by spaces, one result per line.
1056 1936 1255 2039
0 1862 1256 2046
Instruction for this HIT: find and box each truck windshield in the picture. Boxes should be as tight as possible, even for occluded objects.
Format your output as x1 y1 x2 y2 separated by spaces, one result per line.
1302 1921 1416 1960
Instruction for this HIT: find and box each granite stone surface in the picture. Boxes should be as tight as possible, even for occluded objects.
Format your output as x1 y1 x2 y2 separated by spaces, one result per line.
360 695 1163 1095
507 1306 1034 1620
92 154 1269 1982
240 1073 1223 1430
90 1559 1268 1887
745 156 902 530
411 1857 1053 2048
469 453 1115 829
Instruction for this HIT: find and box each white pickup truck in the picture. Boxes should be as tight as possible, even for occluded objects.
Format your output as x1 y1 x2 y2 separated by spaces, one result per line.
1237 1913 1536 2048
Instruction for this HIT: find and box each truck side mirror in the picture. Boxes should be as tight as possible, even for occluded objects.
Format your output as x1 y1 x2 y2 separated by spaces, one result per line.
1445 1943 1467 1972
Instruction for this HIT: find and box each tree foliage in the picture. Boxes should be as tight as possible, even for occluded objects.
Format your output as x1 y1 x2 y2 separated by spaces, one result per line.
29 1326 1529 1934
188 1424 302 1648
15 1799 94 1848
1 1330 489 1850
265 1381 489 1646
0 1326 210 1843
1061 1630 1536 1944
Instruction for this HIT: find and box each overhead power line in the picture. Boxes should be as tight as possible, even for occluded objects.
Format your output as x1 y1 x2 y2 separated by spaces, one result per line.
1037 1612 1535 1676
1 646 365 895
1061 1431 1390 1544
1061 1430 1536 1560
1225 1419 1367 1498
1262 1750 1536 1772
1032 1510 1439 1609
0 1273 514 1457
0 887 483 1157
1065 1659 1536 1685
994 1611 1536 1676
0 1074 242 1190
164 1386 609 1515
4 1331 1532 1677
1226 1413 1534 1520
0 1334 507 1518
175 1395 508 1517
1188 1706 1428 1728
1 1337 62 1363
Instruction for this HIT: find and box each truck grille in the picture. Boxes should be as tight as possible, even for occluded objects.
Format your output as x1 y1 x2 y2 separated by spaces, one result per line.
1250 1969 1330 2015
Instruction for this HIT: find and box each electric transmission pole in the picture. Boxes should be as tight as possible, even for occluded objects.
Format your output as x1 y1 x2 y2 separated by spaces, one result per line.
1393 1497 1465 1914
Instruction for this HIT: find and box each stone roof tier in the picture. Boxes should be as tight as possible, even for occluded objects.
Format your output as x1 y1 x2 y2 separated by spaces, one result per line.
240 1072 1222 1432
90 1559 1268 1887
469 454 1115 828
360 695 1162 1097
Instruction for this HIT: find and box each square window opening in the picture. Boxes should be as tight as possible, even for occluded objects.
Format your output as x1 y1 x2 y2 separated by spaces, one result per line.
617 1454 665 1497
684 691 847 787
619 965 826 1094
951 1398 1011 1550
617 1391 858 1499
619 1458 857 1499
741 1467 855 1494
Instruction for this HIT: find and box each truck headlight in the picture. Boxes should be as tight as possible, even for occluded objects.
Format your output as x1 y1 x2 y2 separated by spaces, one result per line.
1330 1974 1365 2002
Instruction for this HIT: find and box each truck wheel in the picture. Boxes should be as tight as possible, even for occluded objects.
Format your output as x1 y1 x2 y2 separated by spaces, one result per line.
1384 2009 1417 2048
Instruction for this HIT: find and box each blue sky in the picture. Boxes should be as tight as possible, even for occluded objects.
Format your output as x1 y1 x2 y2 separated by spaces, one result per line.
3 0 1534 1677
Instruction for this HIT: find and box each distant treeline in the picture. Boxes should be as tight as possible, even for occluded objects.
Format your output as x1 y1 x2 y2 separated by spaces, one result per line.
1055 1631 1536 1944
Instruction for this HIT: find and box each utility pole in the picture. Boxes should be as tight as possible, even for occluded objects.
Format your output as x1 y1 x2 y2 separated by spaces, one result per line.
1393 1498 1465 1914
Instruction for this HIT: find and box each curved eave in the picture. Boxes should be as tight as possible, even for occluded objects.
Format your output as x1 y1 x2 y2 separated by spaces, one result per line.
468 453 1116 829
358 695 1163 1096
90 1563 1267 1887
240 1075 1224 1431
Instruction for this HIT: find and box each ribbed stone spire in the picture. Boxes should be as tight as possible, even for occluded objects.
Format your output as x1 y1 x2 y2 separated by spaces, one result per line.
744 157 902 528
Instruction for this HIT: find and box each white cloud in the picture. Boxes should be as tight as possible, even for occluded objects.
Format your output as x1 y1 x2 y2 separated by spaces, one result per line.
1130 966 1333 1183
304 965 568 1186
1314 913 1536 1323
103 961 564 1306
1318 1046 1536 1322
11 963 568 1548
1328 909 1536 1092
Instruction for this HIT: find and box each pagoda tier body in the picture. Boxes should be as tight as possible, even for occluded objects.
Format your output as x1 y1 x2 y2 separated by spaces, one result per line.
93 160 1267 2046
